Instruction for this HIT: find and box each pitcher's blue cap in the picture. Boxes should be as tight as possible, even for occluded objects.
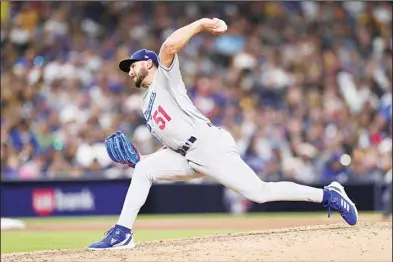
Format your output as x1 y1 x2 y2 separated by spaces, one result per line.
119 49 159 73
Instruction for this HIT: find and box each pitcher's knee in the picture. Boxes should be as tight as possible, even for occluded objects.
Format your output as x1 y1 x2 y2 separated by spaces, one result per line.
134 158 149 172
242 181 270 204
133 159 153 182
245 192 269 204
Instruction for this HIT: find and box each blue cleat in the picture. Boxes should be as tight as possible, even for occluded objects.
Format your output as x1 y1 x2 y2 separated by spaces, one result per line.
88 224 135 250
323 182 358 226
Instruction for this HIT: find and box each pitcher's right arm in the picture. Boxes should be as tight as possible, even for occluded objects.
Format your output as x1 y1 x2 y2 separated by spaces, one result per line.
159 18 227 68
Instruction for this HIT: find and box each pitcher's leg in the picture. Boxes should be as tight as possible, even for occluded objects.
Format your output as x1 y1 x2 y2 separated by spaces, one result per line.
188 152 324 204
192 152 357 225
187 126 357 225
117 149 200 229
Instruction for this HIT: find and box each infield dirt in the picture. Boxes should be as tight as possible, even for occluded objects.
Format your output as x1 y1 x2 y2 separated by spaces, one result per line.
1 214 392 261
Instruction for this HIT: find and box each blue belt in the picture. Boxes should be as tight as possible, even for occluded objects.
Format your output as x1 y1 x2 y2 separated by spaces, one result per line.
175 136 197 156
175 123 213 156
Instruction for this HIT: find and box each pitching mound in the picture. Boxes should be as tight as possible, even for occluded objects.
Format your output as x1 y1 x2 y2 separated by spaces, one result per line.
2 222 391 261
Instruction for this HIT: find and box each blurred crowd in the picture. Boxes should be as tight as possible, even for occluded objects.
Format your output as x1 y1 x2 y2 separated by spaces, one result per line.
1 2 392 185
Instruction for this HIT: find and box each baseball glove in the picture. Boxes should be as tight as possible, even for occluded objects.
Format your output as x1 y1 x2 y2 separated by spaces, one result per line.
105 131 141 168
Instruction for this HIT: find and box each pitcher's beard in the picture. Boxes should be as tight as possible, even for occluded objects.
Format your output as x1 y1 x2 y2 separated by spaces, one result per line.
134 68 149 88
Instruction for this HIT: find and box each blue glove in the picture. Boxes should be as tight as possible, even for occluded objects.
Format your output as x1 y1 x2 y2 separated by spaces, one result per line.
105 131 141 168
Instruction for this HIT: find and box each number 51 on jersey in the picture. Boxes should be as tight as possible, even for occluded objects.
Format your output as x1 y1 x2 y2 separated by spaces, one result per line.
149 106 171 131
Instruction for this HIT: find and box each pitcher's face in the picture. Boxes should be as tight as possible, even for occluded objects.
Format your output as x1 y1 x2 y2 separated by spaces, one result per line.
128 61 149 88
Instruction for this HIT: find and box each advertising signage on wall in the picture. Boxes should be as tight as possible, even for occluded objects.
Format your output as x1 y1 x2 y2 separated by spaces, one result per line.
32 188 95 216
1 180 129 217
0 179 380 217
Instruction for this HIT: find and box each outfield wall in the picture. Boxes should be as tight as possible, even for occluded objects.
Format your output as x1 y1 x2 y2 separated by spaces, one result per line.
0 179 387 217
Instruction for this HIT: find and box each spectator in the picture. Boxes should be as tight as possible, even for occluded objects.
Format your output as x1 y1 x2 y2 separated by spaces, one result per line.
19 155 45 180
1 2 391 184
46 151 74 179
320 152 350 184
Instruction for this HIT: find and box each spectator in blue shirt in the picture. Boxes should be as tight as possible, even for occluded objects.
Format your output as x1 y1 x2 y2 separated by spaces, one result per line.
321 152 349 184
8 118 40 156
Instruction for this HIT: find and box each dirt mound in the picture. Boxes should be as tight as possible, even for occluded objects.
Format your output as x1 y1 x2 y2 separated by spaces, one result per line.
2 222 391 262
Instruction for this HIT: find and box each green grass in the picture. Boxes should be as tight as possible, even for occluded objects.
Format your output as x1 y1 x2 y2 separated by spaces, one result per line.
1 229 243 253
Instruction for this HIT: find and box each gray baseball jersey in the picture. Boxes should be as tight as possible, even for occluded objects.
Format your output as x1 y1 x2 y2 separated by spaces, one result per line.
116 52 327 231
141 54 211 150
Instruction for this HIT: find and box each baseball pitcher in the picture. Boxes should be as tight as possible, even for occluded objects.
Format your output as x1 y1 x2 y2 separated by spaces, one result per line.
88 18 358 250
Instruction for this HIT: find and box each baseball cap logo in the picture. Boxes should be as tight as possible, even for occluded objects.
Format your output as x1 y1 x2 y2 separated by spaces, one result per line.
144 55 149 58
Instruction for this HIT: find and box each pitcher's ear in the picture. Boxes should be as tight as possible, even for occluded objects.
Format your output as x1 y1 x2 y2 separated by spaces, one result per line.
147 59 154 69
